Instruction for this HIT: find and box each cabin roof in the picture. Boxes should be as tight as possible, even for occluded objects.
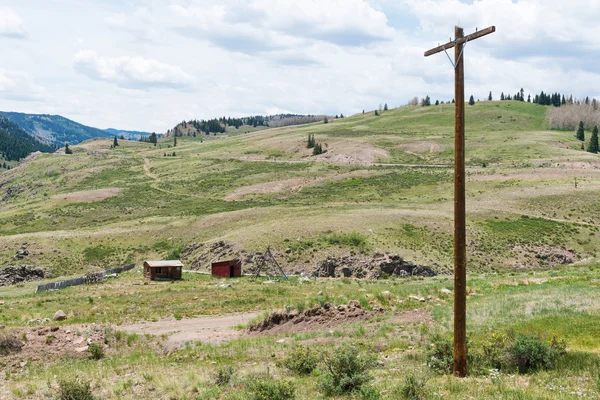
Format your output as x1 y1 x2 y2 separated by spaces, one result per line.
144 260 184 268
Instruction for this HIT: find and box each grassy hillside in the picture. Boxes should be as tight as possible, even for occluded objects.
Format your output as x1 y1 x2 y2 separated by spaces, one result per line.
1 100 600 400
0 112 151 147
0 101 599 278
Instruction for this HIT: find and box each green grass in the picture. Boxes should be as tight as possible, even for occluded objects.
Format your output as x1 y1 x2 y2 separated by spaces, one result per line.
0 267 599 399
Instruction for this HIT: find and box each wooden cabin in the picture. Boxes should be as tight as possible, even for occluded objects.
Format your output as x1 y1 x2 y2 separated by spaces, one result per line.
143 260 183 280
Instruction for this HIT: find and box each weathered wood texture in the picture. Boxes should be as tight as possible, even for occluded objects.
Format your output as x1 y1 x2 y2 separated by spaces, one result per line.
424 25 495 378
424 26 495 57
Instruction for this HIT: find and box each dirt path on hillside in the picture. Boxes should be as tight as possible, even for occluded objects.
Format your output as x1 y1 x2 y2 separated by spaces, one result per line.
232 156 451 168
119 312 260 348
143 158 199 198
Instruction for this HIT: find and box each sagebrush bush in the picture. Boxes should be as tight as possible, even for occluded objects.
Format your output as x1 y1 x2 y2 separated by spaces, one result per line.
427 331 568 375
246 376 295 400
88 343 104 360
0 332 22 355
277 346 318 375
398 374 428 400
510 333 566 373
317 345 377 395
358 385 381 400
57 378 95 400
425 336 454 374
214 365 235 386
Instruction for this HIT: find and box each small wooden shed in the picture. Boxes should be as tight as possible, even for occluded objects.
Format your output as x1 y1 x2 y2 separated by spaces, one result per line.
143 260 183 280
211 259 242 278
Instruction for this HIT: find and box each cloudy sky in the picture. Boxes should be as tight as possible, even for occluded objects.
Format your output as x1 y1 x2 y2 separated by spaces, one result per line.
1 0 599 132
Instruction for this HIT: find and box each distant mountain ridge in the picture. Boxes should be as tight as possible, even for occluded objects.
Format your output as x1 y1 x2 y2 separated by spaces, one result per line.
0 112 152 147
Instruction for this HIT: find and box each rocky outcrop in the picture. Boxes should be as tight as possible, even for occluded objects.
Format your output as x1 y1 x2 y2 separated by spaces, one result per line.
313 253 443 279
0 266 45 286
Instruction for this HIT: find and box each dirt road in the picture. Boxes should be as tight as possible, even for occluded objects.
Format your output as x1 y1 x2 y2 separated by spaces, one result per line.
119 312 260 348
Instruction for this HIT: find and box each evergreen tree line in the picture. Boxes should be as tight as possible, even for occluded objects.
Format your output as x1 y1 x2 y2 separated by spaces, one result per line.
408 90 597 110
0 116 55 161
139 132 159 145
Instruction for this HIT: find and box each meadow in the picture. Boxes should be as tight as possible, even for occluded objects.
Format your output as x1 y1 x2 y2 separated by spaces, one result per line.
1 101 600 398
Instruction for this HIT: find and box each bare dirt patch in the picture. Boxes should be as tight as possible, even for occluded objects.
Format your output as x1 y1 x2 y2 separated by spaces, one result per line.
53 188 121 203
0 324 107 370
383 308 434 325
119 312 260 348
225 177 320 201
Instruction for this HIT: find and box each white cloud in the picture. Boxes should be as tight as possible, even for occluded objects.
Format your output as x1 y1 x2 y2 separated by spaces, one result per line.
72 50 194 90
2 0 600 132
0 69 46 101
0 7 27 38
168 0 395 54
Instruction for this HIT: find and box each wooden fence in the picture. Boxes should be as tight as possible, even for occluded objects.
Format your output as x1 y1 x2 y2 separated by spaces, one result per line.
36 264 136 293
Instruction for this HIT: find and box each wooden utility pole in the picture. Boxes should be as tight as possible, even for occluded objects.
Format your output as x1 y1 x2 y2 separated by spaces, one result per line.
424 25 495 378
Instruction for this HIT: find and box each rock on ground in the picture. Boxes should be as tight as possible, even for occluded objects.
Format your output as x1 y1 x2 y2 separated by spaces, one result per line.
53 310 67 321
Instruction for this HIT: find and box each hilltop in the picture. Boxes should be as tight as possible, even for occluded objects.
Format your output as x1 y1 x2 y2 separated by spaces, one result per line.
1 100 598 278
0 112 152 147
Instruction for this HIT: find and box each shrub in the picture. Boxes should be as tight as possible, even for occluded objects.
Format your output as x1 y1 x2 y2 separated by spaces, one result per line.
398 373 428 400
88 343 105 360
57 378 95 400
359 385 381 400
246 376 295 400
214 365 235 386
425 336 453 374
0 333 22 355
481 331 513 370
510 333 566 373
277 346 318 375
317 345 377 395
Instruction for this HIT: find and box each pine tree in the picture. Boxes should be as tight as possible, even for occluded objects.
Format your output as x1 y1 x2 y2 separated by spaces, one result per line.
469 95 475 106
340 113 344 118
172 152 176 157
174 136 177 147
435 100 439 106
324 116 329 124
500 92 505 101
576 121 585 141
65 143 73 154
113 136 119 147
520 88 525 101
307 134 315 148
488 91 492 101
374 110 379 116
527 94 531 102
120 135 125 140
588 126 599 154
312 142 324 155
384 103 388 111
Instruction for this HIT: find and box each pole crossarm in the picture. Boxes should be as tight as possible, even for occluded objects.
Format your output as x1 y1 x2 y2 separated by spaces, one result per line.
424 26 495 57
